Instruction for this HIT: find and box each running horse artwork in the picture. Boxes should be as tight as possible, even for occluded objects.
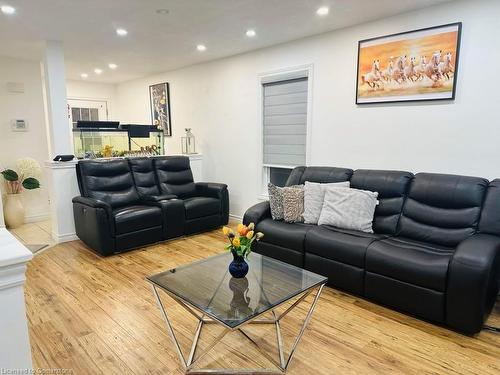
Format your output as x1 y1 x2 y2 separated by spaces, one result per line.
356 23 461 104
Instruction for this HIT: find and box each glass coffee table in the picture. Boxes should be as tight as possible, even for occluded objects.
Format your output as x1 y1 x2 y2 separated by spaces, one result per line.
147 252 327 374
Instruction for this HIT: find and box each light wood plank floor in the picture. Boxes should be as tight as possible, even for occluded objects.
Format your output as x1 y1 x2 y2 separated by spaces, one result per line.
11 219 54 247
25 227 500 374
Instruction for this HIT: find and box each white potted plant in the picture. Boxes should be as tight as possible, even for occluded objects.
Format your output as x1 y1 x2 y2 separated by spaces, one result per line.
1 158 41 228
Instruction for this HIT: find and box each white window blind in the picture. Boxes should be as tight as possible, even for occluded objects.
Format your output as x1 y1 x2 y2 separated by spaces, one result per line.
262 77 308 167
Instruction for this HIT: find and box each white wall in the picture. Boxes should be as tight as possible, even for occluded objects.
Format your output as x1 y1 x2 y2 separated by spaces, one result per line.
0 56 50 221
115 0 500 217
66 80 118 120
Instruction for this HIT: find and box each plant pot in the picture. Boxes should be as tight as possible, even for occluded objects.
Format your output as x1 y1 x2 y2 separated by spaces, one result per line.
229 250 249 278
4 194 25 229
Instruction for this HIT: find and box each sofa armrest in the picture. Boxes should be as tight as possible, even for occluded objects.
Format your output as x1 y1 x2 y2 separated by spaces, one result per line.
72 196 115 256
72 196 112 212
195 182 227 198
140 194 177 202
141 198 186 239
243 201 271 226
195 182 229 225
446 233 500 334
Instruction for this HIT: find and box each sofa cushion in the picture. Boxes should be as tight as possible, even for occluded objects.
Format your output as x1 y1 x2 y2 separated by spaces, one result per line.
154 156 197 198
366 237 455 292
318 187 378 233
77 159 139 208
479 179 500 236
399 173 488 247
255 218 314 253
350 169 413 234
113 205 162 235
128 157 160 196
184 197 220 219
285 166 353 185
305 225 386 267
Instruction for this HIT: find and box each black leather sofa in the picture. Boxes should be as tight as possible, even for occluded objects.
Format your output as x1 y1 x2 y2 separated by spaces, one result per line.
73 156 229 256
243 166 500 335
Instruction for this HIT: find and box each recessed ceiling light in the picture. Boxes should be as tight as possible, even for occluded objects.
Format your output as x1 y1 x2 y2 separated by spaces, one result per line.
246 29 256 38
1 5 16 14
116 28 128 36
196 44 206 52
80 73 88 79
156 9 169 15
94 68 103 74
108 63 118 70
316 6 329 16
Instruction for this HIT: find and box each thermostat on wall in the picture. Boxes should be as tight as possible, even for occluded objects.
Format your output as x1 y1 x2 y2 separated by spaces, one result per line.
11 119 28 132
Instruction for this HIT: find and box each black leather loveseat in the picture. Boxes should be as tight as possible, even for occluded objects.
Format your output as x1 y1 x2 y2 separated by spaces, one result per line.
243 166 500 334
73 156 229 256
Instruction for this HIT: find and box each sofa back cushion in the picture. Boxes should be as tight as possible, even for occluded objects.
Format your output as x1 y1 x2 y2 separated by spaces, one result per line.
399 173 488 247
350 169 413 235
479 179 500 236
128 158 160 196
154 156 196 198
285 166 353 186
77 159 139 208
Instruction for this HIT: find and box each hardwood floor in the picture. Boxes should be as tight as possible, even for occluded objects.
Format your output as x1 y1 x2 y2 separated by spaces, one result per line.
25 227 500 374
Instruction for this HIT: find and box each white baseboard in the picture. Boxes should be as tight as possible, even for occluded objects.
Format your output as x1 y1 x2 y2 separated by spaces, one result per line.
25 213 50 223
229 214 243 221
52 231 78 243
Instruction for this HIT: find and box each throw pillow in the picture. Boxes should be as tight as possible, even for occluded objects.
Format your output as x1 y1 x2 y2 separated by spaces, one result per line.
303 181 350 224
318 187 378 233
268 183 284 220
283 185 305 223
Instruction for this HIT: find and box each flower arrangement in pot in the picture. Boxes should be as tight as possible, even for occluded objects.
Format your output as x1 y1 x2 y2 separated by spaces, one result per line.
222 223 264 278
1 158 41 228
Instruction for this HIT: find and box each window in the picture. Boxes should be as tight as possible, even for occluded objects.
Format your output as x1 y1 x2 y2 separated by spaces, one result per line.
261 70 309 191
71 107 99 128
67 99 108 128
67 99 109 154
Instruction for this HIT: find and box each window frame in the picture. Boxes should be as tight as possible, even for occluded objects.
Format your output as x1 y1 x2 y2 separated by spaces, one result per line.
258 64 314 200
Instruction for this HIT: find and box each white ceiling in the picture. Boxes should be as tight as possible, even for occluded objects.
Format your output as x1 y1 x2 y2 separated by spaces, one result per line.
0 0 452 83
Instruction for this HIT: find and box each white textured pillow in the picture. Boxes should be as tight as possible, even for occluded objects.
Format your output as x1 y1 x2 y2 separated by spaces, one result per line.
318 187 378 233
303 181 350 224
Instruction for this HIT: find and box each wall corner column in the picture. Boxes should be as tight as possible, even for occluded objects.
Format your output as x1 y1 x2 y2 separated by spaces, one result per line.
41 41 74 241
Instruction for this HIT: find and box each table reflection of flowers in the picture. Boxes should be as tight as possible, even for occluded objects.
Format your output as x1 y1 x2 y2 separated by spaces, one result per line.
228 277 254 319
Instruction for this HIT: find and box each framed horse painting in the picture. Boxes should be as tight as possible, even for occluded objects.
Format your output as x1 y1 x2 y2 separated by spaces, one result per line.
149 82 172 136
356 22 462 104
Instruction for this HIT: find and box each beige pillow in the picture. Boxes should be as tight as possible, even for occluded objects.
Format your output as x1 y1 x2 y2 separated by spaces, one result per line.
318 187 378 233
268 183 302 221
303 181 350 224
283 185 305 223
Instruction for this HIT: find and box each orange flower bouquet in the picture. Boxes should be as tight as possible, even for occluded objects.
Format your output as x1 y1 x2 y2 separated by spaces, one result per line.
222 223 263 258
222 223 263 278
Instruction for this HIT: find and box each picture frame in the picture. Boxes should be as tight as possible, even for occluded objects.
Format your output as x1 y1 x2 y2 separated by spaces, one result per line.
355 22 462 104
149 82 172 136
